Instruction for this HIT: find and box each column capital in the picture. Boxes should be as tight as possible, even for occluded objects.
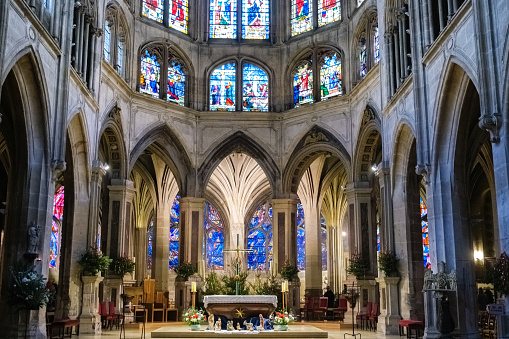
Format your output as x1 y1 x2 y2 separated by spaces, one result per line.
344 181 372 198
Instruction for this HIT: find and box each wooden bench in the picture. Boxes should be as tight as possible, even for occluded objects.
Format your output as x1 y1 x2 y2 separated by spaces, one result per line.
48 318 80 338
398 319 424 338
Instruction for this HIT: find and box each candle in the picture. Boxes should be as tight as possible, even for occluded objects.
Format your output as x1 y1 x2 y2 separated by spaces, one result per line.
285 281 289 292
191 282 196 292
281 281 285 292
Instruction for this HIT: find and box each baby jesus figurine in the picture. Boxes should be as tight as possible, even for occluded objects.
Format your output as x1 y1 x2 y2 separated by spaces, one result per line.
258 314 264 331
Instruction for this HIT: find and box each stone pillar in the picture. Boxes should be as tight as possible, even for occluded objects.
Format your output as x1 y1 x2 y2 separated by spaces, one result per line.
88 161 106 249
427 0 435 42
421 0 431 48
376 276 401 334
76 9 85 73
385 31 395 96
106 179 134 258
135 227 147 282
271 199 298 269
81 16 90 77
393 28 401 88
81 275 104 334
437 0 446 31
345 182 373 273
288 280 301 315
397 14 405 82
175 275 203 315
153 202 170 291
103 277 122 311
179 197 205 265
304 203 322 297
377 166 394 251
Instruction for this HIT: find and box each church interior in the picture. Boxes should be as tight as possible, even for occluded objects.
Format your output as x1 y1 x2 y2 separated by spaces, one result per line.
0 0 509 337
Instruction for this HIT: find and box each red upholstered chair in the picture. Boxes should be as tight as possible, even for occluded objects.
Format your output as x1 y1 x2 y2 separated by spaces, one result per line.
109 302 122 329
312 297 329 321
332 298 348 321
368 302 379 331
303 297 315 321
99 302 113 330
356 302 372 330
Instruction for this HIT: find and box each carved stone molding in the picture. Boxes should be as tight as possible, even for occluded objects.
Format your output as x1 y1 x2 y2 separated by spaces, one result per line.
51 160 67 181
415 164 430 184
479 113 501 143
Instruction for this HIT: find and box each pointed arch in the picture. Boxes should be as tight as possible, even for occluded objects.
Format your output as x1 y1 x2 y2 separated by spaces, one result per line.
283 125 351 194
353 105 382 181
197 131 280 197
129 123 192 196
66 112 90 196
98 106 128 180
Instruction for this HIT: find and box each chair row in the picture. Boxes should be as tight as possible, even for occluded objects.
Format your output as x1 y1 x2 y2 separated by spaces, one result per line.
300 296 348 321
479 311 496 339
99 301 122 330
356 301 379 331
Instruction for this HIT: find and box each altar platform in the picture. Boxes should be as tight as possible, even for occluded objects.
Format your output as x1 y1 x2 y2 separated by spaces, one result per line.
151 324 328 338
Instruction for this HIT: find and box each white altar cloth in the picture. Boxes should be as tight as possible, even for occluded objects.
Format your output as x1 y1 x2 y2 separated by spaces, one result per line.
203 295 278 308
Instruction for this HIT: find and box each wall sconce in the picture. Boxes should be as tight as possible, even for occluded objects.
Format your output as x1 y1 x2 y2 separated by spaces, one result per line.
474 250 484 261
342 231 347 237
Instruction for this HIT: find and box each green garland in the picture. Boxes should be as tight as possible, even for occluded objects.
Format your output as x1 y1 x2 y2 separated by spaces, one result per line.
494 252 509 295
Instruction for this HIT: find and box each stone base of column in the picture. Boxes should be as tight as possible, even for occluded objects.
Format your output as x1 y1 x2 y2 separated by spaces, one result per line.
288 280 301 316
175 274 203 315
81 275 104 334
498 315 509 339
375 277 401 335
304 288 322 297
377 314 401 335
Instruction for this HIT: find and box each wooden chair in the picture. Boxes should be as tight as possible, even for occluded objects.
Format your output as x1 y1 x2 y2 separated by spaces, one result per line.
152 302 166 322
332 298 347 321
312 297 328 321
356 302 372 330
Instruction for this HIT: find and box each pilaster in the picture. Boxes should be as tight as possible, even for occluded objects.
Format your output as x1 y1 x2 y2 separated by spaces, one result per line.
376 276 401 334
80 275 104 334
179 197 205 266
88 161 106 249
106 179 135 258
271 199 298 269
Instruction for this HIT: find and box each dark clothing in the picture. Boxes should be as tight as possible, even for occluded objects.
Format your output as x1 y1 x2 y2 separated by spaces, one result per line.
324 290 335 308
478 293 488 311
485 289 494 305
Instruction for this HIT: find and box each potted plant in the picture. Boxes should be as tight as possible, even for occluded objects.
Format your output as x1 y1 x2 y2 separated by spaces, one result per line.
378 250 399 277
280 261 299 282
346 254 369 280
78 249 112 276
174 262 197 281
8 264 53 339
182 308 207 331
271 310 294 331
111 256 135 339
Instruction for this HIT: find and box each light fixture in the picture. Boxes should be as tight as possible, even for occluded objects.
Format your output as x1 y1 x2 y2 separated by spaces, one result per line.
103 163 110 171
371 164 377 172
342 231 347 237
474 250 484 261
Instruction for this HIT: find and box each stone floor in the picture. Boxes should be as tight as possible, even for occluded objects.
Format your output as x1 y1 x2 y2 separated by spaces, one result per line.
75 321 403 339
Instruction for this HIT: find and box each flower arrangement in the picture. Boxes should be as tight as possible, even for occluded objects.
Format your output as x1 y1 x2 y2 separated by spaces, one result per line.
8 265 53 310
271 311 295 325
182 308 207 325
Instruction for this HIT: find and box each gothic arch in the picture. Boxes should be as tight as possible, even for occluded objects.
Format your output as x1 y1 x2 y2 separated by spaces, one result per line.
283 125 351 194
353 106 382 182
98 106 128 179
197 131 280 197
129 123 192 196
67 112 90 197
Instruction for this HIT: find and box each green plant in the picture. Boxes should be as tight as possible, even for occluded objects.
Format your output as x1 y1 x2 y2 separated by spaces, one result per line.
203 272 224 295
346 254 369 280
222 272 249 295
280 262 299 281
111 256 135 278
78 250 112 276
174 262 197 281
250 273 281 296
378 250 399 277
8 264 53 310
493 252 509 295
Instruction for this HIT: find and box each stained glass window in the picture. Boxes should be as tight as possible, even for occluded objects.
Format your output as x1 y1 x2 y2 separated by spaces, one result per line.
318 0 340 27
242 0 269 39
248 204 273 270
147 220 154 270
320 52 342 100
373 27 380 64
205 202 224 269
291 0 312 36
143 0 164 23
210 63 236 111
43 0 51 9
357 0 364 7
167 61 186 105
104 21 111 63
210 0 237 38
50 186 64 268
297 203 305 270
140 50 161 98
421 197 430 268
169 0 188 33
169 195 180 268
359 38 367 79
242 63 269 111
321 215 327 271
117 40 124 75
294 63 313 107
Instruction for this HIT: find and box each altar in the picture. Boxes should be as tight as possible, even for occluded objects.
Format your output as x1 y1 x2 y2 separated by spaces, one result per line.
204 295 278 319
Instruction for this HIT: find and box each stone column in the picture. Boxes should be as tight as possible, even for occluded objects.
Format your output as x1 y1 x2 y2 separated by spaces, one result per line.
421 0 431 49
437 0 446 32
106 179 134 258
376 276 401 334
397 14 405 82
153 202 170 291
385 31 395 96
304 203 322 297
81 275 104 334
393 27 401 88
135 227 147 282
377 166 394 251
401 12 409 78
427 0 435 42
76 9 85 73
272 199 298 269
81 16 90 78
88 161 106 249
179 197 205 265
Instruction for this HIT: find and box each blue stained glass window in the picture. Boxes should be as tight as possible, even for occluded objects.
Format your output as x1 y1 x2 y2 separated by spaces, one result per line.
169 195 180 268
291 0 312 36
377 226 380 251
140 50 161 98
318 0 340 27
297 203 305 270
210 0 237 38
169 0 188 33
248 204 273 270
167 61 186 105
297 202 305 228
147 220 154 269
143 0 164 23
320 52 342 100
205 202 224 269
242 63 269 111
359 39 367 79
421 197 430 268
210 63 236 111
321 214 327 271
294 63 313 107
104 21 111 63
50 186 64 268
242 0 269 39
374 27 380 64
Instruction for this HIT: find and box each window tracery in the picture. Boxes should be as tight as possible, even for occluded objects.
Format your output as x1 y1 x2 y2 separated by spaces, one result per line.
205 202 224 270
247 203 273 270
209 0 270 39
50 186 64 269
104 5 128 79
319 51 342 100
355 12 378 81
169 195 180 268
